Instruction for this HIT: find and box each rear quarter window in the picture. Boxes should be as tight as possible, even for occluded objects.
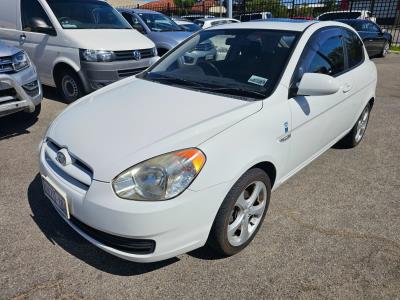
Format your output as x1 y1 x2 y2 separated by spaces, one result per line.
342 28 364 69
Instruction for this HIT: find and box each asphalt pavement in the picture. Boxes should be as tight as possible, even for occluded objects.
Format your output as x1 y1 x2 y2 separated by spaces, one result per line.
0 54 399 299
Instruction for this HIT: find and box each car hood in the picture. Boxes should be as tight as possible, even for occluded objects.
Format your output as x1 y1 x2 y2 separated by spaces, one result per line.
47 78 262 182
148 31 192 47
62 29 155 51
0 42 21 57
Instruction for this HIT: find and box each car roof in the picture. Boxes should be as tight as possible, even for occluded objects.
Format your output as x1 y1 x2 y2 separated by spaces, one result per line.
210 19 317 31
254 18 314 23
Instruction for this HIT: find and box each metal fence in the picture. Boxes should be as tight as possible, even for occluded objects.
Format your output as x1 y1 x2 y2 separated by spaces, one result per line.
118 0 400 45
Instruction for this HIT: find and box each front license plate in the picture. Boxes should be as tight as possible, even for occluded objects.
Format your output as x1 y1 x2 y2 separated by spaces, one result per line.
42 176 70 219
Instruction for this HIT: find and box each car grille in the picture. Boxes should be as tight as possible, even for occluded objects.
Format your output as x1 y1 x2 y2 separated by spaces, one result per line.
44 140 93 190
117 67 147 78
114 49 155 61
0 56 13 73
70 216 156 255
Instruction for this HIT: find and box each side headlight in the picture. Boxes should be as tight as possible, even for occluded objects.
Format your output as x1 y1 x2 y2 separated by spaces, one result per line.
80 49 115 62
12 51 30 72
113 148 206 201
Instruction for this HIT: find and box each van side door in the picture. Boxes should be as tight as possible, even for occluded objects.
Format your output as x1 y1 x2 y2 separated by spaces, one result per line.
19 0 57 85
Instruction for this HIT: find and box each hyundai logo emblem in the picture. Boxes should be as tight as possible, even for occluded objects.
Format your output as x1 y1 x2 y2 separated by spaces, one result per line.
56 151 67 166
132 50 141 61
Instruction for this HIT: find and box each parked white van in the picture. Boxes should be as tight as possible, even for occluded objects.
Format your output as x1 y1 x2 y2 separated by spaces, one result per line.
0 0 159 102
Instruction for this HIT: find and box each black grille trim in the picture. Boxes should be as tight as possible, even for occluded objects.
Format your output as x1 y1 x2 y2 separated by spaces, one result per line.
114 49 155 61
70 216 156 255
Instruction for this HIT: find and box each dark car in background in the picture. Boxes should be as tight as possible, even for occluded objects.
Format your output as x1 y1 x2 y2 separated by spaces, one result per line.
118 9 192 56
337 19 392 57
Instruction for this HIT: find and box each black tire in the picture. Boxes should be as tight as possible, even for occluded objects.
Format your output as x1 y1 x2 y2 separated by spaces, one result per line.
207 168 271 256
380 41 390 58
336 103 371 149
157 48 169 56
55 69 83 103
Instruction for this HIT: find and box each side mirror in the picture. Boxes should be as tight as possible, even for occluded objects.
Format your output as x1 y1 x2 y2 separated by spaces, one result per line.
296 73 340 96
133 25 146 34
30 17 56 36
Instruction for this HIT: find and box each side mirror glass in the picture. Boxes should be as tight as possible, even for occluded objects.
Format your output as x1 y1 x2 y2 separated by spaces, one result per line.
296 73 340 96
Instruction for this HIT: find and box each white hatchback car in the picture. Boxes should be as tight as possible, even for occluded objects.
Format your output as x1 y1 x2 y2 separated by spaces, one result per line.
39 21 377 263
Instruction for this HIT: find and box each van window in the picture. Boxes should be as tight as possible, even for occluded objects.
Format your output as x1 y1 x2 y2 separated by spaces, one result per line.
342 28 364 68
21 0 54 32
46 0 131 29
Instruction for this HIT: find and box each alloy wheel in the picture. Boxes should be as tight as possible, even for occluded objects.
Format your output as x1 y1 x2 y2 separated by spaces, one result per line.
355 106 370 143
227 181 267 247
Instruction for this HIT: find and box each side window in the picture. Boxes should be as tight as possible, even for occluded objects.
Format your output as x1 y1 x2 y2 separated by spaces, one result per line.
21 0 53 32
304 34 345 76
291 29 345 90
342 29 364 69
122 13 145 33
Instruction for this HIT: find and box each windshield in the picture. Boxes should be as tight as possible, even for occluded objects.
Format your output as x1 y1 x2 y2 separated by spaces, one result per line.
47 0 131 29
142 29 299 100
137 13 181 32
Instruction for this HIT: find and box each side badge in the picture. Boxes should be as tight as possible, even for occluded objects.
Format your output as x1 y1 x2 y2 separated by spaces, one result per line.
284 122 289 134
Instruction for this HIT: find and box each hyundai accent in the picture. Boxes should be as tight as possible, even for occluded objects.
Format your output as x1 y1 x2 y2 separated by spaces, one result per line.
39 21 377 262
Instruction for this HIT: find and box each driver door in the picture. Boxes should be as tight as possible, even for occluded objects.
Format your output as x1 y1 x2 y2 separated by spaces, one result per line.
286 28 355 174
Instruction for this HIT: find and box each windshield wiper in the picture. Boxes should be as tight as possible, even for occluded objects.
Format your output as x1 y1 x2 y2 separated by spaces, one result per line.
203 86 266 99
147 73 205 88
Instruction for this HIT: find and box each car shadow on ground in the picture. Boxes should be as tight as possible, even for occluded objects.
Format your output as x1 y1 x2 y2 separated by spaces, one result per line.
0 112 38 141
43 86 65 103
27 174 179 275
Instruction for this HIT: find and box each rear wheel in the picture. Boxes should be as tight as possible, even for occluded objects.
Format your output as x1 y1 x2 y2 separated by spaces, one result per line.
337 103 371 148
207 168 271 256
56 69 83 103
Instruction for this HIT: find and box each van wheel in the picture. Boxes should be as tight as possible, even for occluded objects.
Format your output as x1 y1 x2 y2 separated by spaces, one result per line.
56 69 83 103
337 103 371 148
207 168 271 256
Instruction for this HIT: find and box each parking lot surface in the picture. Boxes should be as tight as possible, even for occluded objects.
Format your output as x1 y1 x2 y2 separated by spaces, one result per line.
1 54 399 299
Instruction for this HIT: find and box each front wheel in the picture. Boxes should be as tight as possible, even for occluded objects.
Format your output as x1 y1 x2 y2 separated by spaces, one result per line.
207 168 271 256
380 41 390 57
56 69 84 103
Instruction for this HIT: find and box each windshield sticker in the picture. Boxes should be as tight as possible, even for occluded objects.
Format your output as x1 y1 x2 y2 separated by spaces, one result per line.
248 75 268 86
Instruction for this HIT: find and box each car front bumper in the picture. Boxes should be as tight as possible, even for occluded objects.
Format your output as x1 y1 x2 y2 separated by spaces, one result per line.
39 140 230 263
79 57 159 93
0 67 42 117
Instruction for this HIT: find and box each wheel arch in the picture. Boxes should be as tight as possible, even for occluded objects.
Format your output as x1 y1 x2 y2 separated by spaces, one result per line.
53 62 90 94
249 161 277 188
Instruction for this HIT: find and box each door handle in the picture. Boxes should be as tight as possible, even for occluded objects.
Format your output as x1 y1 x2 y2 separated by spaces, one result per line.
19 34 26 44
342 83 352 93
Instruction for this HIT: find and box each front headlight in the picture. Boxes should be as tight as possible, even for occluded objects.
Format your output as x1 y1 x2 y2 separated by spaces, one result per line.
79 49 115 62
113 148 206 201
12 51 30 71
